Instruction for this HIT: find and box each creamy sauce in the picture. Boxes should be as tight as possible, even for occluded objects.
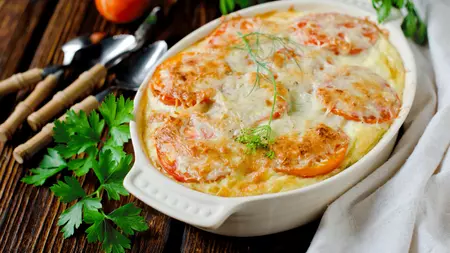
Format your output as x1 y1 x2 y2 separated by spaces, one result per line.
139 10 405 197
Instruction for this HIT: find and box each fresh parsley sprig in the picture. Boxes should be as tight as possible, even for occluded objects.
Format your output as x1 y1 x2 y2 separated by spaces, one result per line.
373 0 427 44
22 94 148 253
219 0 251 15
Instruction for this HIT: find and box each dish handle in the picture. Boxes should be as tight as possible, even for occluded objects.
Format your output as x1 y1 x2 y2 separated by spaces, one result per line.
124 125 243 229
124 162 243 229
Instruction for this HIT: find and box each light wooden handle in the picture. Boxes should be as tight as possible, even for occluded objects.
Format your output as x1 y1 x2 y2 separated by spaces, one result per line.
13 95 100 164
0 74 59 142
27 64 106 131
0 68 43 96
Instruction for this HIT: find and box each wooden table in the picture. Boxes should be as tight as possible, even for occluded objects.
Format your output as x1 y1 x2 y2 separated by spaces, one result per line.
0 0 319 252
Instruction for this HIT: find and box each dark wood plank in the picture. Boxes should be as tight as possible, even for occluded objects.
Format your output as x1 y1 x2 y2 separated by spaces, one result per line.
0 0 321 252
0 0 59 241
0 0 55 78
181 220 320 253
0 0 177 252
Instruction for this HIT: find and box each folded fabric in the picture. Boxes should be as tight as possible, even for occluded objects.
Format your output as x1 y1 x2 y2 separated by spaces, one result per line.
307 0 450 252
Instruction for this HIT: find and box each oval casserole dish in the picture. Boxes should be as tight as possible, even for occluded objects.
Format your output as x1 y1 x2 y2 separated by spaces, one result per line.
124 0 416 236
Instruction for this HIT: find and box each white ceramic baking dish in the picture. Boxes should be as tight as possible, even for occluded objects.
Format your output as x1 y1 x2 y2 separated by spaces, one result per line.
124 0 416 236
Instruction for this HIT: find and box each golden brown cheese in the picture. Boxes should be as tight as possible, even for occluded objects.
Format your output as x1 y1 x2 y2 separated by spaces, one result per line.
138 10 405 197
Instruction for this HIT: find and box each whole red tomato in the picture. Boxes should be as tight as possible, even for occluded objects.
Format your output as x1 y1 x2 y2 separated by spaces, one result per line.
95 0 151 24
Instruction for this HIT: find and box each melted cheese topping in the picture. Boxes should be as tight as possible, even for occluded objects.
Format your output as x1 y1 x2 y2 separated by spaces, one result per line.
139 10 405 197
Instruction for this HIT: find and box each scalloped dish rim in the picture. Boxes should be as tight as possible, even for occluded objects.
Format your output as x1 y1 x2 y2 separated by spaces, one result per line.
124 0 416 233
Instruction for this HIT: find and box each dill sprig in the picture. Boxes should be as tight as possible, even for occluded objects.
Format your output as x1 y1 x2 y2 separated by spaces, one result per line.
237 32 278 124
235 125 275 159
233 32 303 157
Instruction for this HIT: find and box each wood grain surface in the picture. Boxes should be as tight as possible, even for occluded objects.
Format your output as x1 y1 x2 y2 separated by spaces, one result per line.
0 0 319 252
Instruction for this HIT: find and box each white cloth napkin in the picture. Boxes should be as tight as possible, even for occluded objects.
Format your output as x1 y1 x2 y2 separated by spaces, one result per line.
307 0 450 252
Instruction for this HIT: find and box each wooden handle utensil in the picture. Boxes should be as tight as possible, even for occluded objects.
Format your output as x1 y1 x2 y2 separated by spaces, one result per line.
0 74 60 142
0 68 43 96
27 64 107 131
13 95 100 164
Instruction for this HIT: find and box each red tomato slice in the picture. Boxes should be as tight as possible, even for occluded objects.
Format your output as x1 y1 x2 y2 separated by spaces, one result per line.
153 116 232 183
291 13 380 55
273 124 349 177
150 52 230 108
217 72 289 127
153 118 197 182
315 66 401 124
271 48 335 79
206 17 263 47
272 48 302 68
183 115 217 140
252 73 289 125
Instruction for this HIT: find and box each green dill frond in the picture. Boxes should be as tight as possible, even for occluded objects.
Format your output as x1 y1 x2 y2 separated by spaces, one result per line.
236 125 273 153
232 31 305 157
265 150 275 159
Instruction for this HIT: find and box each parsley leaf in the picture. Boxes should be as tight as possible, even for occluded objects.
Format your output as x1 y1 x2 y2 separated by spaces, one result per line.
220 0 228 15
22 148 67 186
40 148 67 169
85 208 132 253
21 167 65 186
102 139 127 163
58 197 102 238
414 21 427 45
58 202 83 238
376 0 392 23
99 95 133 147
84 208 104 225
22 95 148 252
392 0 404 8
225 0 235 14
236 0 250 8
102 183 129 201
99 95 134 127
107 204 149 236
85 212 106 243
373 0 427 45
219 0 251 14
54 110 104 158
93 150 115 184
82 198 103 210
94 151 131 200
50 176 86 203
53 119 71 143
67 146 98 176
109 125 130 147
402 12 418 37
101 221 131 253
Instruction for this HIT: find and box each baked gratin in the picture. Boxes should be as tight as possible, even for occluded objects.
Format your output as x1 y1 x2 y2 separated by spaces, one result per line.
138 11 405 197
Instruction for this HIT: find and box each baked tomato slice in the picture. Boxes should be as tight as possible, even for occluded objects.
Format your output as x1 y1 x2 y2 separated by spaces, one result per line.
153 115 232 183
206 17 265 47
252 73 289 124
315 66 401 124
150 52 230 108
291 13 380 55
273 124 349 177
216 72 289 127
271 48 335 77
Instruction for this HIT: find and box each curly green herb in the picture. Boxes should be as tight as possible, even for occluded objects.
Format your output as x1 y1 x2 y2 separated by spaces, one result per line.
22 95 148 253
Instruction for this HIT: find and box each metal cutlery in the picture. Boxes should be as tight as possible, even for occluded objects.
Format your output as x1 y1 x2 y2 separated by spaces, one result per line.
26 6 161 131
0 33 105 97
13 41 167 163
